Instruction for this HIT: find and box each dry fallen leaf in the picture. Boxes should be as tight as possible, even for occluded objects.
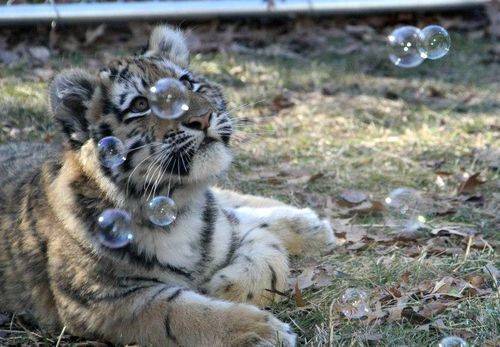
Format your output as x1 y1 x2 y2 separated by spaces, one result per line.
418 301 449 319
271 92 294 111
296 267 315 290
457 172 486 195
294 265 336 291
312 265 335 288
338 190 368 205
401 307 431 325
466 275 487 288
431 276 475 298
286 172 324 185
294 281 306 307
349 200 385 215
331 219 367 244
430 225 477 238
362 301 388 326
386 302 406 323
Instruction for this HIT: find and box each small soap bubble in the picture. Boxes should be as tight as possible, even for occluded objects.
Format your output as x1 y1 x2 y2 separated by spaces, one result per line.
149 78 189 120
438 336 468 347
147 196 177 226
97 209 133 249
340 288 370 319
387 26 425 68
98 136 126 168
419 25 451 60
385 188 428 232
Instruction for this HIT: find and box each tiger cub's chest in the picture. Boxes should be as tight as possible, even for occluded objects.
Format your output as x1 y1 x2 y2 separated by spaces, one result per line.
133 203 236 276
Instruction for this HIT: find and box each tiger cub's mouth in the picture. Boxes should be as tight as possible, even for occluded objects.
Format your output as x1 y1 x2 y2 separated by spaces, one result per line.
199 136 217 149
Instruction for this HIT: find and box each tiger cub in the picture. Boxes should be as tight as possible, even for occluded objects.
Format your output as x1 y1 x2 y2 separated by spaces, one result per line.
0 26 335 346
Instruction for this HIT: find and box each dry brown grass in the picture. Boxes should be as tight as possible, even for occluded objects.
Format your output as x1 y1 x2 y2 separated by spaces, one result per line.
0 15 498 346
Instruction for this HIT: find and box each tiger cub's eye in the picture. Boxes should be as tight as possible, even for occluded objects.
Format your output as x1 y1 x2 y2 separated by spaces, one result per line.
130 96 150 113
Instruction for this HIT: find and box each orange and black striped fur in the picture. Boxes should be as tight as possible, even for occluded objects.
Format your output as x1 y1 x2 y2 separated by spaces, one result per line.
0 26 335 346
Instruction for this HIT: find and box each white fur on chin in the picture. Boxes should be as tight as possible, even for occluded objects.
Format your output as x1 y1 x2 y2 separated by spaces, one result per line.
186 142 232 184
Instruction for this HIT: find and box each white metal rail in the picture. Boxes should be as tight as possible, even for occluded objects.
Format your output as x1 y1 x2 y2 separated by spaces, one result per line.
0 0 490 24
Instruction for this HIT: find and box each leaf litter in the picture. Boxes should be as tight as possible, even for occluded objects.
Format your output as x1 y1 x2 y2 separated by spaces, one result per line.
282 171 497 337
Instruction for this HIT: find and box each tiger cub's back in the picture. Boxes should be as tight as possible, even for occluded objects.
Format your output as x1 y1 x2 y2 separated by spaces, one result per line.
0 142 58 190
0 141 60 316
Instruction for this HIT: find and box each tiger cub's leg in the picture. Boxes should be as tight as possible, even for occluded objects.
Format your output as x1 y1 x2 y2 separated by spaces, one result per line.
203 227 289 307
50 261 296 346
213 188 336 256
54 283 296 346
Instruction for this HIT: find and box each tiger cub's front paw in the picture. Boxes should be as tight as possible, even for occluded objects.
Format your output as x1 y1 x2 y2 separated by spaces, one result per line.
273 208 336 255
296 209 336 253
223 304 296 347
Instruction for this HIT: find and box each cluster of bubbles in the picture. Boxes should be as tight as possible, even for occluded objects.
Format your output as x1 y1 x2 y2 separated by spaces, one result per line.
96 76 185 247
94 77 190 248
340 288 370 319
384 187 428 233
97 136 178 230
96 195 178 249
97 194 177 249
439 336 468 347
388 25 451 68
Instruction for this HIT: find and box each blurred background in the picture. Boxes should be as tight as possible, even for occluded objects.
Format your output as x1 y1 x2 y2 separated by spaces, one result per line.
0 0 498 346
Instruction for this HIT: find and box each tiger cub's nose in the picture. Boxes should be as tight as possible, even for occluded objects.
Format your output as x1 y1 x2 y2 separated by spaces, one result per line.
183 112 212 131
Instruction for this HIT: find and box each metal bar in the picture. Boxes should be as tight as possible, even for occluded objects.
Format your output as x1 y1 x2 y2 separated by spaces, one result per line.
0 0 489 24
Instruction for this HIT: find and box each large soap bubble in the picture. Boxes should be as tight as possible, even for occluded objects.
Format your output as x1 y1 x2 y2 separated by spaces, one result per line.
384 187 428 233
340 288 370 319
147 196 177 226
149 78 190 120
387 26 425 68
419 25 451 60
97 209 133 248
97 136 126 168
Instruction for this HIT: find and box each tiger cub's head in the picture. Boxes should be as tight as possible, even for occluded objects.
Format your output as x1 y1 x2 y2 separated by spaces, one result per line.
49 26 232 197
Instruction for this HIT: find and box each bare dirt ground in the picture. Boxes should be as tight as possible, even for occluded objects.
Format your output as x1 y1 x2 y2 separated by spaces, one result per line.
0 8 498 346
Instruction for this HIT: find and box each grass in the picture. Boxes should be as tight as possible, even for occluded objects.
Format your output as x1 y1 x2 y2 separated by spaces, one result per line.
0 19 498 346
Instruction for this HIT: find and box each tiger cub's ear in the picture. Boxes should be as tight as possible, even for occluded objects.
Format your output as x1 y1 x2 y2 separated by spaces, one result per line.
145 25 189 67
49 69 97 149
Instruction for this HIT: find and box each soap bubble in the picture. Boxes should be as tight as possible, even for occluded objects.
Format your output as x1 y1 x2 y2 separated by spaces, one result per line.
98 136 126 168
149 78 190 120
147 196 177 226
384 188 428 233
419 25 451 60
340 288 370 319
387 26 424 68
97 209 133 249
438 336 468 347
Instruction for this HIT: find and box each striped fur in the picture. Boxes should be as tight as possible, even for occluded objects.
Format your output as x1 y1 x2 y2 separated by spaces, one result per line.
0 26 334 346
